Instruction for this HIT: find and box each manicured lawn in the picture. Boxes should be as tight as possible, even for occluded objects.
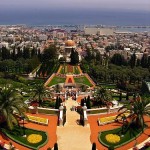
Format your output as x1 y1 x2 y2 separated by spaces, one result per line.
48 76 66 86
2 126 48 150
60 65 67 74
73 66 80 74
99 125 145 149
60 65 81 74
74 76 92 87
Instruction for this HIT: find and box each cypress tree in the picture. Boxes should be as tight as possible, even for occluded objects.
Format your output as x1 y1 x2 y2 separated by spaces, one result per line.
55 96 59 109
92 142 96 150
54 143 58 150
129 53 136 68
86 95 91 109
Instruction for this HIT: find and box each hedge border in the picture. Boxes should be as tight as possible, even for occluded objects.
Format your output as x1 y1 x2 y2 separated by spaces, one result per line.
2 127 48 150
98 126 145 149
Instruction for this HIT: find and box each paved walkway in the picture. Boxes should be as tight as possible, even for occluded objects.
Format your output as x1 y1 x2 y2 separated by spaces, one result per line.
57 98 92 150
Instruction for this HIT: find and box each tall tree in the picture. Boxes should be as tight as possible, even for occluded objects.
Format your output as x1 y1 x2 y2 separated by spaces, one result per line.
116 98 150 130
130 53 136 68
23 47 30 59
32 83 49 107
141 54 148 68
70 48 79 65
42 45 58 63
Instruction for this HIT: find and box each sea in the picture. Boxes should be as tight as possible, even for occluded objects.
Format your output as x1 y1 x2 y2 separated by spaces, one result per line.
0 9 150 32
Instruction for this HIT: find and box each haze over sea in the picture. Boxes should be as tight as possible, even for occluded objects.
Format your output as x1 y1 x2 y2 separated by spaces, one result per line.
0 8 150 27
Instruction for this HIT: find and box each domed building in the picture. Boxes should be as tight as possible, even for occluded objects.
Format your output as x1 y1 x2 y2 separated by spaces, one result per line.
64 40 76 62
58 39 81 63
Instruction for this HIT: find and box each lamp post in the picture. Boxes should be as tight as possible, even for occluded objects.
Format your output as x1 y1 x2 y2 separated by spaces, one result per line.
21 116 26 137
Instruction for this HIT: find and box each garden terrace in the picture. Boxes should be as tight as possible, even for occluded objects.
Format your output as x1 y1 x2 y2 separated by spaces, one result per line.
99 125 145 149
74 75 93 87
1 126 48 150
59 65 81 74
47 76 66 87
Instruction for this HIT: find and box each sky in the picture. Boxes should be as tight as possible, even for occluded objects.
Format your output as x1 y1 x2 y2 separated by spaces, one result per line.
1 0 150 12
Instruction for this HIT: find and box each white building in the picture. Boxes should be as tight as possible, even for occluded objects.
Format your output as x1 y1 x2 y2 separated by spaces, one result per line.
84 27 115 35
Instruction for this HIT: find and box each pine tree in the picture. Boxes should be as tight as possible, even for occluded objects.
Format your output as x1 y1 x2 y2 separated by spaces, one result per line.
141 54 148 68
130 53 136 68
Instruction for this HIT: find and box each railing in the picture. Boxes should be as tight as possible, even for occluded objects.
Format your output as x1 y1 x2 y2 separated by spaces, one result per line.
37 107 59 115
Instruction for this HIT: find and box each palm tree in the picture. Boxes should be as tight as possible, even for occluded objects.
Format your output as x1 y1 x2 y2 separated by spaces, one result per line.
94 86 112 107
0 85 28 130
116 97 150 131
32 83 50 107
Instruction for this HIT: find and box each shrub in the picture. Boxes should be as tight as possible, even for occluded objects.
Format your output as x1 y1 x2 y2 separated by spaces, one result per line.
54 143 58 150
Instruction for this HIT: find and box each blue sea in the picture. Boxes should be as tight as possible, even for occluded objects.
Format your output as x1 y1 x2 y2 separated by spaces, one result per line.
0 8 150 27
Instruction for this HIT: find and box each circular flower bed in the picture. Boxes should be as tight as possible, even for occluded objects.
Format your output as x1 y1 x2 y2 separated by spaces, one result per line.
105 134 120 144
27 134 42 144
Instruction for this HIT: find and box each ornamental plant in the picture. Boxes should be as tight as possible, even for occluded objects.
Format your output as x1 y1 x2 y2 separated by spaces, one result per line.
105 134 120 144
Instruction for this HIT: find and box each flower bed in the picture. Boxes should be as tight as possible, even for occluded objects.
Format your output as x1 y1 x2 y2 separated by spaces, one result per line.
98 113 129 125
105 134 120 144
27 115 48 125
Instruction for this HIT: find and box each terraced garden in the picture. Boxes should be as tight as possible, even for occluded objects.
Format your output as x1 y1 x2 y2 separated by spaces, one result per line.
2 126 48 150
47 76 66 86
99 125 145 149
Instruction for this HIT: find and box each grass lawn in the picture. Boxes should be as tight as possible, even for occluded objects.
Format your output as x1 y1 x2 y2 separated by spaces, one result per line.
60 65 67 74
74 76 92 87
48 76 66 86
2 126 48 150
73 66 80 74
99 124 145 149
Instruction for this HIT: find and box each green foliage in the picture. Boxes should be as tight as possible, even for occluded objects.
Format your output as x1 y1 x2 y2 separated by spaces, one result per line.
70 48 79 65
42 45 58 63
111 53 126 66
0 85 28 130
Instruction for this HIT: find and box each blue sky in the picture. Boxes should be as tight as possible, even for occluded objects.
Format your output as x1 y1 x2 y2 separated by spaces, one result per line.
1 0 150 11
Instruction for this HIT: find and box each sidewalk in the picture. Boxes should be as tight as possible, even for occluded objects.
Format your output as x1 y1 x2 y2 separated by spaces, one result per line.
57 98 92 150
